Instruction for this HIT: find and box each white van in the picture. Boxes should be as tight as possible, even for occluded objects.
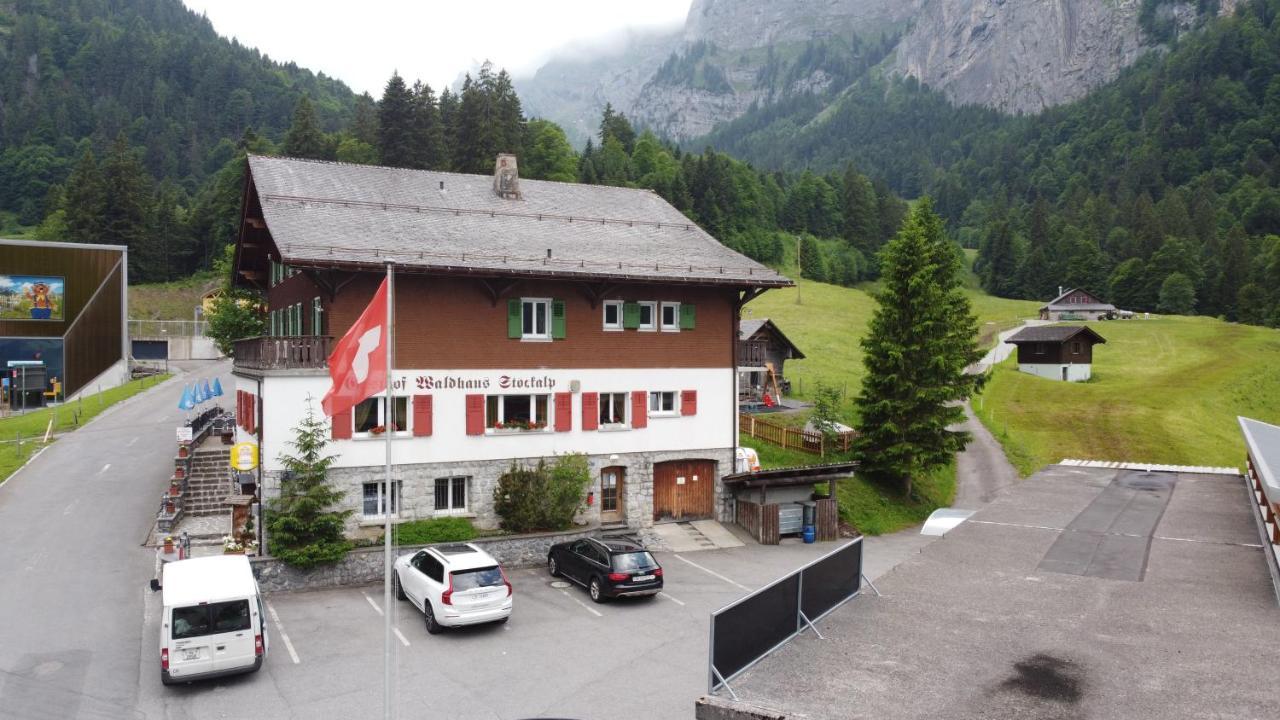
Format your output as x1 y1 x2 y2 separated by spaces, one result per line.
156 555 268 685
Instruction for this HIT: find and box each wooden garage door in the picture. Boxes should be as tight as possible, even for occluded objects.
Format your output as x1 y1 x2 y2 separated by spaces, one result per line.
653 460 716 522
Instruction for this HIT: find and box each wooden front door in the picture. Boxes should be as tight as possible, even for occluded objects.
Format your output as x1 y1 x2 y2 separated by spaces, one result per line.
653 460 716 522
600 467 625 523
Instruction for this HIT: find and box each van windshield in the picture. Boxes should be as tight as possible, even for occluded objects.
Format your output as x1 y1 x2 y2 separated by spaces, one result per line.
172 600 251 639
451 566 504 591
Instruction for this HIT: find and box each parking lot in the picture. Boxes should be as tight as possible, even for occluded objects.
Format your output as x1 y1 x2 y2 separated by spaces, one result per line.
138 529 935 720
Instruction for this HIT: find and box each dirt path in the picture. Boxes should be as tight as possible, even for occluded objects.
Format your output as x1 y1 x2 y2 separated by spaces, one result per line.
952 400 1020 509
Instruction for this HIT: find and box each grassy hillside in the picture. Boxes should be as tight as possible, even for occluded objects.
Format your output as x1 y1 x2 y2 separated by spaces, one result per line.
744 277 1038 410
976 317 1280 475
130 276 221 320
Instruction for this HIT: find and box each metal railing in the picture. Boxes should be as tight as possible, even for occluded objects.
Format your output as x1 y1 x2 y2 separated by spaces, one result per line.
129 319 208 337
233 336 332 370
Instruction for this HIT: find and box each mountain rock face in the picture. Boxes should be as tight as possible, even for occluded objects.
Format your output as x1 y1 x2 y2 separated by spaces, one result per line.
892 0 1148 114
519 0 1236 145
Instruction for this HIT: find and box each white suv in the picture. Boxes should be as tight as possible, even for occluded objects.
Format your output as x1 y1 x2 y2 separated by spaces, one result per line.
393 544 513 634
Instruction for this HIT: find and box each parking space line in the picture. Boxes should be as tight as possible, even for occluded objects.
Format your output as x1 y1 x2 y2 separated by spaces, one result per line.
559 589 603 617
393 628 411 647
264 601 301 664
362 591 383 616
98 463 110 475
657 591 685 606
673 554 750 591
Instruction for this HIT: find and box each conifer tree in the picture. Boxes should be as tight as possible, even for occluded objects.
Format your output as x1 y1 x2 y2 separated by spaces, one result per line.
854 199 982 496
410 81 445 170
101 134 156 281
266 401 354 568
63 148 106 245
377 73 417 168
283 95 330 160
840 164 878 253
438 87 459 168
351 93 380 147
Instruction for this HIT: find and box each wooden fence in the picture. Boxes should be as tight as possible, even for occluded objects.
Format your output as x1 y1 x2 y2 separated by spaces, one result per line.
738 414 856 456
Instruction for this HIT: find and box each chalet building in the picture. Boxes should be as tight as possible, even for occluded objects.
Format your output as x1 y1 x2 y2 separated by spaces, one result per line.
737 318 805 401
1006 325 1106 382
230 154 791 535
1039 287 1116 321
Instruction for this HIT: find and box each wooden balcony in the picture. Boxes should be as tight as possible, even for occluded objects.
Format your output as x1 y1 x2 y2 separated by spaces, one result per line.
739 341 768 366
233 336 332 372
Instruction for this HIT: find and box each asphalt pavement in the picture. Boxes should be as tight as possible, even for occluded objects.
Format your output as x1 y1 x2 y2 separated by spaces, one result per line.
0 360 230 720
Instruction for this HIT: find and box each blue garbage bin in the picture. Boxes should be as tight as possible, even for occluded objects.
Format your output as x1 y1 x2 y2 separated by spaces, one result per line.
802 525 816 543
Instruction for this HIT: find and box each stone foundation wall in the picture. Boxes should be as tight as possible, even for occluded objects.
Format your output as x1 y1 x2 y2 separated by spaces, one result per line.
251 526 608 594
260 447 735 538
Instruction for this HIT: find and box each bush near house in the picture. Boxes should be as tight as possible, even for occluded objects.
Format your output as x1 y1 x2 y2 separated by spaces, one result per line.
391 517 478 545
493 453 591 533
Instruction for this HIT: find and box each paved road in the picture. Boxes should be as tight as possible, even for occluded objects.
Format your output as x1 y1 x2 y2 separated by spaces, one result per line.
0 361 229 720
953 401 1021 510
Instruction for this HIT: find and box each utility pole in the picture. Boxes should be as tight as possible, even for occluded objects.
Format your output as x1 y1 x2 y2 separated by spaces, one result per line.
795 234 802 305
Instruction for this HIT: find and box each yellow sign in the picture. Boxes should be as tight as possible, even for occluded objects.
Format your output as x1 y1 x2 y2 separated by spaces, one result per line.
230 442 258 471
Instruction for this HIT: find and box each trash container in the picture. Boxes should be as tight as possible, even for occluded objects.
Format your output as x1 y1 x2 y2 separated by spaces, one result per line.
802 525 816 544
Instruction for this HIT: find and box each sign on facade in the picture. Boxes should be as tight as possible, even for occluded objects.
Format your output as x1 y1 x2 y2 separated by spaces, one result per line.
175 427 193 443
230 442 258 471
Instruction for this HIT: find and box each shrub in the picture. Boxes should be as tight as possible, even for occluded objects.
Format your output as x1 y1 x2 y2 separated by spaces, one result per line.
392 517 477 545
265 400 353 568
493 453 591 533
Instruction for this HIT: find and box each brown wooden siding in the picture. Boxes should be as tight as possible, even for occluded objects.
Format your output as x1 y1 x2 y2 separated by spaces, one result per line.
295 273 735 369
653 459 717 521
0 243 123 339
1015 339 1095 365
815 497 838 542
63 264 123 395
735 498 780 545
268 271 326 335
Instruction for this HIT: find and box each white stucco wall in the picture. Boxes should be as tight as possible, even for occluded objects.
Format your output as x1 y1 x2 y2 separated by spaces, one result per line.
1018 363 1092 382
252 367 736 473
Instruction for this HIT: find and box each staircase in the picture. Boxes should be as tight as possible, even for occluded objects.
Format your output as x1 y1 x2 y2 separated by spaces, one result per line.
184 448 233 516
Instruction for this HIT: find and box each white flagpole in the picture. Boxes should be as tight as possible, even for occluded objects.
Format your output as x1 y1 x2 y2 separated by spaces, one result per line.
383 261 395 720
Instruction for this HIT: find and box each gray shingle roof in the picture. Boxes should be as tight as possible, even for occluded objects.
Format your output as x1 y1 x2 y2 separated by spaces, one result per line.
739 319 766 337
248 155 791 287
1007 325 1106 344
1042 287 1114 311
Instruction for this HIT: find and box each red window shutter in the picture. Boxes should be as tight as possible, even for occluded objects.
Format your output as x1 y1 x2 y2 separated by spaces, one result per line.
236 391 243 429
465 394 485 436
631 391 648 429
681 390 697 416
581 392 599 431
249 395 257 434
555 392 572 432
413 395 433 437
332 406 352 440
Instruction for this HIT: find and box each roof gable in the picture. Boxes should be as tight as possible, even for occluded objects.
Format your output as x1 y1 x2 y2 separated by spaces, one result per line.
1043 287 1114 310
738 317 806 359
1007 324 1107 345
242 155 791 288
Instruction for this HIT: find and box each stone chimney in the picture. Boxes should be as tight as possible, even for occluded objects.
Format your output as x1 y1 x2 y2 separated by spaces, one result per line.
493 153 521 200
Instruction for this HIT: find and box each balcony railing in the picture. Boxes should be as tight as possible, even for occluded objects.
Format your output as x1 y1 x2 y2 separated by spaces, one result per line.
233 336 332 371
739 341 769 366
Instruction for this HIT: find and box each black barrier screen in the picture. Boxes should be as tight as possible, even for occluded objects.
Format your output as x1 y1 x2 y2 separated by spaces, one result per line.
711 573 800 685
131 340 168 361
800 540 863 622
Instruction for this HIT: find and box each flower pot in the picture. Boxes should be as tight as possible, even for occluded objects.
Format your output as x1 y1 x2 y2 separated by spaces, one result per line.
162 538 174 554
174 466 185 479
177 445 189 459
169 482 180 496
164 498 176 514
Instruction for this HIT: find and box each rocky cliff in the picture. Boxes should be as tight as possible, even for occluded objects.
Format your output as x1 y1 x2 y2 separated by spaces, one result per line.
682 0 914 51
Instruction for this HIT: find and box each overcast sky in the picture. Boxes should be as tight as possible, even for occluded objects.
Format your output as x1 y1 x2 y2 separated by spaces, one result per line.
181 1 691 96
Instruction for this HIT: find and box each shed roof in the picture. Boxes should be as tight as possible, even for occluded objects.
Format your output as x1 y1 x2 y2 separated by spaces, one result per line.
739 318 806 359
1240 416 1280 498
1006 325 1107 345
245 155 791 288
722 462 859 488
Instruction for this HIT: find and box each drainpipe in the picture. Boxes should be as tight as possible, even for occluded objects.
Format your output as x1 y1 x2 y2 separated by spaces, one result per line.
256 374 264 553
729 290 741 524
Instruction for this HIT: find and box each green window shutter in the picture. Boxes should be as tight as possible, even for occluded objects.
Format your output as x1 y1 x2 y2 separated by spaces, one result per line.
507 298 522 339
680 303 696 330
551 299 566 339
623 302 641 329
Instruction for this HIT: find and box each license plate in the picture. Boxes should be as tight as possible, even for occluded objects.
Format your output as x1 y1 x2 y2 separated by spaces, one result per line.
633 575 655 582
182 649 200 661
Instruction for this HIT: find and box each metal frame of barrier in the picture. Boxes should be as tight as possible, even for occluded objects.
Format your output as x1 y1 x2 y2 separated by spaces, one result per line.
707 537 879 698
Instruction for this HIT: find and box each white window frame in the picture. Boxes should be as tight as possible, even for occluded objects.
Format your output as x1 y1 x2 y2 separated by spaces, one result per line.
598 392 630 429
312 297 323 336
433 476 469 515
361 480 400 519
352 396 411 438
660 302 681 332
521 297 552 341
602 300 624 331
486 393 552 433
648 391 679 417
638 301 658 332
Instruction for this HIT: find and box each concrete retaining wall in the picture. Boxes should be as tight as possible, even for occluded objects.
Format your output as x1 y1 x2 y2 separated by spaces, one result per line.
250 525 608 593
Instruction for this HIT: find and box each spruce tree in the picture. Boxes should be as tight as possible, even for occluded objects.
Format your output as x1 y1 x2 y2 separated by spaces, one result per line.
266 401 354 568
410 81 445 170
101 134 156 281
283 95 330 160
854 199 982 496
377 73 417 168
840 164 878 253
63 148 106 245
351 93 380 147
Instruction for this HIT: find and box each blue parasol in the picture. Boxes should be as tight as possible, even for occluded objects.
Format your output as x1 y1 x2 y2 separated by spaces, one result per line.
202 379 213 403
178 384 195 411
211 378 224 397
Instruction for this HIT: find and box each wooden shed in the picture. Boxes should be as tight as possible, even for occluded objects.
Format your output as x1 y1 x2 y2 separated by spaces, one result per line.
722 463 853 545
1006 324 1106 382
738 318 805 401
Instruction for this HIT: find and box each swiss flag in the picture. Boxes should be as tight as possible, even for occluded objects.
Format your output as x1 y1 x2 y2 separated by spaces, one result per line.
321 277 389 418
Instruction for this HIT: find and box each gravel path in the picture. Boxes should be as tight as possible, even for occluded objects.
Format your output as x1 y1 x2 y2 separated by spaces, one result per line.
953 400 1020 509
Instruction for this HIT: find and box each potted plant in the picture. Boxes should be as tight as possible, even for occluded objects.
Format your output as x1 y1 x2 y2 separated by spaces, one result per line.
369 424 386 435
162 536 175 554
177 443 189 459
169 480 180 497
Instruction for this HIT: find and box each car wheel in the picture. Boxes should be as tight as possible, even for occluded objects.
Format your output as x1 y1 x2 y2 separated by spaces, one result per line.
393 572 407 601
548 556 560 578
424 603 443 635
589 577 608 604
497 616 509 625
